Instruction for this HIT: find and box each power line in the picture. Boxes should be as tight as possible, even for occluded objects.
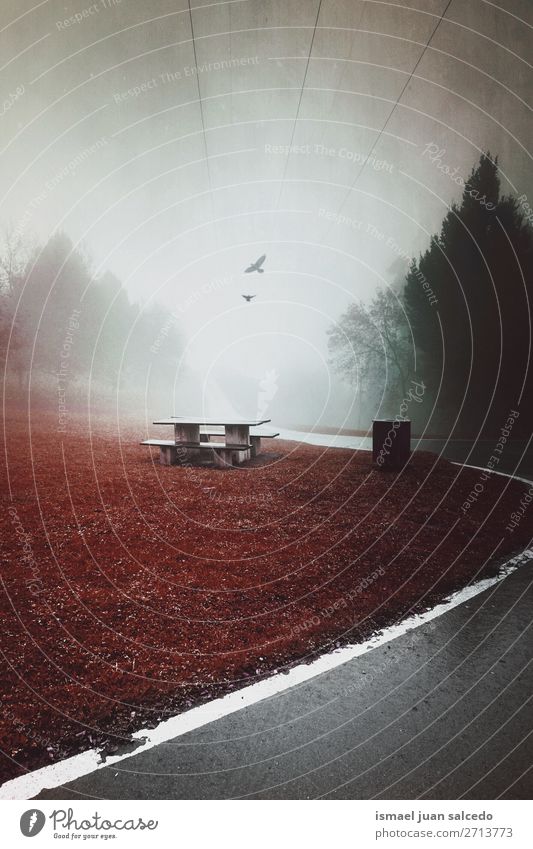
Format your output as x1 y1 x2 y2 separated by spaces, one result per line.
313 1 369 153
275 0 324 211
187 0 216 222
326 0 454 230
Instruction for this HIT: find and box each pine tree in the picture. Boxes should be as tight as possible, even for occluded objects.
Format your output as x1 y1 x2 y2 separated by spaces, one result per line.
404 153 532 435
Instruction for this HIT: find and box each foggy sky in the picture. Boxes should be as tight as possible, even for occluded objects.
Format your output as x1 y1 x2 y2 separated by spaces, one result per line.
1 0 532 424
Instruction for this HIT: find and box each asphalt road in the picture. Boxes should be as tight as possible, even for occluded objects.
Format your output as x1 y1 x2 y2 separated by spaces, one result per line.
415 439 533 480
277 430 533 479
36 559 533 800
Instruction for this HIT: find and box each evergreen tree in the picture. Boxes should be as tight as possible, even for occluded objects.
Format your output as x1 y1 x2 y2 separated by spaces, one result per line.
404 153 532 435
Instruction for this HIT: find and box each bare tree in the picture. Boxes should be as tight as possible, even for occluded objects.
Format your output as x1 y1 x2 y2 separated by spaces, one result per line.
0 227 32 389
328 288 413 418
0 225 33 294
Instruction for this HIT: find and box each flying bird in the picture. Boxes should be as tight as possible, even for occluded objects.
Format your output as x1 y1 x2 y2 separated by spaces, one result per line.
245 254 266 273
242 294 256 302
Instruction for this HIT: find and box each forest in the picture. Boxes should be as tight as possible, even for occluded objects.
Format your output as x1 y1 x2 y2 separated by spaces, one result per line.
329 154 533 437
2 154 532 439
0 230 181 415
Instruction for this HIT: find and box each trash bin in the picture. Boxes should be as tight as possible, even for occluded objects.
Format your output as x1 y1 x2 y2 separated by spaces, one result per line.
373 419 411 470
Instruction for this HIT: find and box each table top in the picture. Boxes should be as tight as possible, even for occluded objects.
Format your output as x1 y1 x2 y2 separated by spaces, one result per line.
153 417 271 426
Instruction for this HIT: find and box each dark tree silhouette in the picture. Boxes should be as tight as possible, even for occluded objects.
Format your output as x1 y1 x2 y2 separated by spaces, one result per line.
404 153 533 436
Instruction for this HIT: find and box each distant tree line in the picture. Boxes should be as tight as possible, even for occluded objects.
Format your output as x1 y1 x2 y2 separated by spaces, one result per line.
0 230 182 406
329 154 533 436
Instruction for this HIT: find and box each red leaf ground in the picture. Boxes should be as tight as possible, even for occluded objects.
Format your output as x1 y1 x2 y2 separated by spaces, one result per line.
0 411 531 783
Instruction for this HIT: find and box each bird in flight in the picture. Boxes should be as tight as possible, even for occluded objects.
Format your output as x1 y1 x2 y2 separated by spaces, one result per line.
242 294 256 302
245 254 266 273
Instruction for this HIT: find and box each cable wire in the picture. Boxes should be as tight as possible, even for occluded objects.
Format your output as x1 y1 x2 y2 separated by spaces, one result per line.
326 0 454 232
187 0 216 222
275 0 324 211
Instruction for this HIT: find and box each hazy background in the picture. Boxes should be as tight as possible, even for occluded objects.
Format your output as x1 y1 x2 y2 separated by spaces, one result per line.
1 0 532 428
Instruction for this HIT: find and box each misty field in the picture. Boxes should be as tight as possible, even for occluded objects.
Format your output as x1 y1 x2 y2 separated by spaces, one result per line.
1 411 531 782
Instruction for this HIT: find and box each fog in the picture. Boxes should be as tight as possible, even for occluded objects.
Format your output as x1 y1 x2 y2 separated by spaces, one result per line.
1 0 532 429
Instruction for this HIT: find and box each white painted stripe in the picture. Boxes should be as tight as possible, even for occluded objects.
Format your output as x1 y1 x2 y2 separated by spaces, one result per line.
450 461 533 488
2 438 531 801
1 547 531 800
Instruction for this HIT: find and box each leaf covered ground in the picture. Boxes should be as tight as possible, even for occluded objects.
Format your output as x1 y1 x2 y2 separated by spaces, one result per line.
1 411 531 783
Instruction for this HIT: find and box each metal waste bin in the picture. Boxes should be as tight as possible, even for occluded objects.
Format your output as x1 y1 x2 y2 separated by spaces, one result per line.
373 419 411 469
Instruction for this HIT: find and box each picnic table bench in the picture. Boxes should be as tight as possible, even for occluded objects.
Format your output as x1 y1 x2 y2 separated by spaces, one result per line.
198 425 280 457
140 417 279 467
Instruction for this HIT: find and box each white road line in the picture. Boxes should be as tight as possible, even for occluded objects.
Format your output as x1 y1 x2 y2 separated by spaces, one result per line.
1 443 531 800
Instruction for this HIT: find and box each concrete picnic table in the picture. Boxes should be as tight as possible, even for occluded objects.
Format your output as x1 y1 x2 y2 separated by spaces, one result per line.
143 417 278 467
